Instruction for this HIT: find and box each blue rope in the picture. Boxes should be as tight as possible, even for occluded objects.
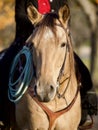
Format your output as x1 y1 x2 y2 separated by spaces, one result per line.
8 46 33 103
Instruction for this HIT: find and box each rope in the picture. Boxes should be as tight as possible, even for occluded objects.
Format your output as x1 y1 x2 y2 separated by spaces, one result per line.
8 46 33 103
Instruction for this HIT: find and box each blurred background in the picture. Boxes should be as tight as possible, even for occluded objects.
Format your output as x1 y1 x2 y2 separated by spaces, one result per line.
0 0 98 129
0 0 15 50
69 0 98 93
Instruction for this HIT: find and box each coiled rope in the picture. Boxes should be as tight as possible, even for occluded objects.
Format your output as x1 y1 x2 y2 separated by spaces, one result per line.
8 46 33 103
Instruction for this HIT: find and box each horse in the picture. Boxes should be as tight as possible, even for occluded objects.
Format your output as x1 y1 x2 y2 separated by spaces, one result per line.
10 4 81 130
1 4 81 130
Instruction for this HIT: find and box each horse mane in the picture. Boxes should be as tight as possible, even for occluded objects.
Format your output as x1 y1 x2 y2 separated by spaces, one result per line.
40 13 59 26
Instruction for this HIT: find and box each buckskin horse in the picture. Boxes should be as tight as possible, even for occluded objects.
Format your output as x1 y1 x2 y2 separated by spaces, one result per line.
1 4 81 130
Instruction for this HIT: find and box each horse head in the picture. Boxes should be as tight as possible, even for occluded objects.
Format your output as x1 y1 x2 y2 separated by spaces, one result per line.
27 4 71 102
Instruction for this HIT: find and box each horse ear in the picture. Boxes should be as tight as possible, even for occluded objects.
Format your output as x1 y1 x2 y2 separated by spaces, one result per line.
27 4 42 25
58 4 70 26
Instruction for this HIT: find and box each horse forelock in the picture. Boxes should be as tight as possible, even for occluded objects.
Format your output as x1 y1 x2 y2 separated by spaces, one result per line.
36 13 59 36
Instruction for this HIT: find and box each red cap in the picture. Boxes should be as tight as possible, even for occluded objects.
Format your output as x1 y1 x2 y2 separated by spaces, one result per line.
38 0 51 14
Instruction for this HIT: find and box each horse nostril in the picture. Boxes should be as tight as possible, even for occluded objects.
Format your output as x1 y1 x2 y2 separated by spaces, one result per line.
48 85 56 100
50 85 54 92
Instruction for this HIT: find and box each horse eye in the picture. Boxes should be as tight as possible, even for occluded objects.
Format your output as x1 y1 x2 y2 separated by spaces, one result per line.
61 42 66 47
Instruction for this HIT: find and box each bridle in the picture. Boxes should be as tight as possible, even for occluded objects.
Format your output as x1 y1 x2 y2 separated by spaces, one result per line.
57 34 71 99
29 18 80 130
56 20 73 99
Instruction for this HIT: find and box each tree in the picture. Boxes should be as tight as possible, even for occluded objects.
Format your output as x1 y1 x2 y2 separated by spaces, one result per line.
75 0 98 84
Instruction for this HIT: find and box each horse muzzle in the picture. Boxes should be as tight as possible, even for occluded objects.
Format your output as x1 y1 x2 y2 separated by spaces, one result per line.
34 80 58 102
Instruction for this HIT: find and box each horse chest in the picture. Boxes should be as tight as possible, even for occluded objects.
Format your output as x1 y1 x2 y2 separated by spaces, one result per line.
15 93 80 130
